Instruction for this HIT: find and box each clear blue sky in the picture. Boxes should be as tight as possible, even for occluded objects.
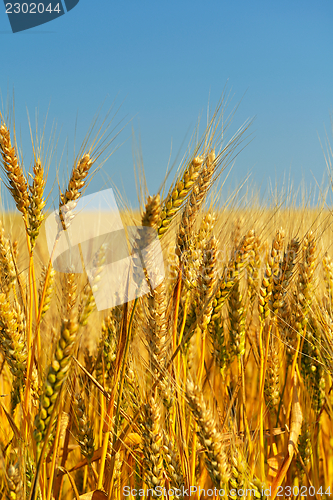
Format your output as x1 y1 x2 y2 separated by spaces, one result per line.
0 0 333 209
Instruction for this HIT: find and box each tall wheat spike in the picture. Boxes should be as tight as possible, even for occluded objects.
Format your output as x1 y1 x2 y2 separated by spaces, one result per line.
0 123 29 215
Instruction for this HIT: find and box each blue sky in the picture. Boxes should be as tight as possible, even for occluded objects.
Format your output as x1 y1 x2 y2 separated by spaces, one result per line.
0 0 333 209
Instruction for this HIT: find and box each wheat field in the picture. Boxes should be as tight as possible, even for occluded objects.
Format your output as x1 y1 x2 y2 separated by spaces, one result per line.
0 101 333 500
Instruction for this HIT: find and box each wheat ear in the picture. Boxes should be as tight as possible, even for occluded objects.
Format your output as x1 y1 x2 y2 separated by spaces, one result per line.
142 395 165 496
0 295 27 410
38 265 55 320
176 150 216 257
73 393 95 461
158 155 204 237
271 237 299 316
296 231 317 329
322 252 333 312
0 123 29 215
27 158 46 248
4 449 23 500
59 153 93 230
95 313 117 390
162 431 185 498
258 229 285 322
186 378 230 488
0 220 17 294
34 274 78 445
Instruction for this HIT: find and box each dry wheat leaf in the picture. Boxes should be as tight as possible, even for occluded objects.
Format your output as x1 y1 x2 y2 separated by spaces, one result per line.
267 452 285 479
